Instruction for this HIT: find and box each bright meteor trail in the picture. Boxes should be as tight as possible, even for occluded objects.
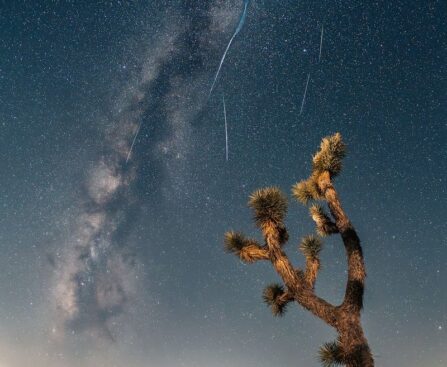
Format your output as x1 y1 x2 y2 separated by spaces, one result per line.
208 0 249 97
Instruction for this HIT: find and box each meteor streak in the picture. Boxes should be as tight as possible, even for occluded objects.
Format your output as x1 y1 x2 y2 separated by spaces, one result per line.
223 94 228 161
209 0 249 97
300 73 311 115
126 121 142 163
318 24 324 62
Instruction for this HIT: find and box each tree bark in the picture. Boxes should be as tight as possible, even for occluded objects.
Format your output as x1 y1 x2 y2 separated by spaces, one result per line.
337 316 374 367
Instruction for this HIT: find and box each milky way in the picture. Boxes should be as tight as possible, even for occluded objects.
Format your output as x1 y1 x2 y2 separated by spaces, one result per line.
52 0 244 341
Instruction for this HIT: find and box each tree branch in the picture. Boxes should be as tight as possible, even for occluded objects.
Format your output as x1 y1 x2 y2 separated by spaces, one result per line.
224 231 269 263
309 204 338 236
299 235 323 289
304 257 320 289
239 243 270 263
316 171 366 312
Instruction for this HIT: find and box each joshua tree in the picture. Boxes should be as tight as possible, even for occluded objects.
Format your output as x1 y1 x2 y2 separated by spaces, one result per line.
224 133 374 367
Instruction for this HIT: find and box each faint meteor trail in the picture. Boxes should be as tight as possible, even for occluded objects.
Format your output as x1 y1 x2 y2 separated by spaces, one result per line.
223 94 228 161
318 24 324 62
300 73 311 115
209 0 249 97
126 121 142 163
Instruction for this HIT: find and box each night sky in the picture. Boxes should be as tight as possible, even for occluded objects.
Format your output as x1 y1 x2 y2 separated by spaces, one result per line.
0 1 446 366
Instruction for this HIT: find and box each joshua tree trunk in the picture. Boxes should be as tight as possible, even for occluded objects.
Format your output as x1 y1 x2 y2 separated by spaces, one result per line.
338 320 374 367
224 134 374 366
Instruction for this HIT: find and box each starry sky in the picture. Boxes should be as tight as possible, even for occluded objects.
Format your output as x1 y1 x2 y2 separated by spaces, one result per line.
0 1 446 366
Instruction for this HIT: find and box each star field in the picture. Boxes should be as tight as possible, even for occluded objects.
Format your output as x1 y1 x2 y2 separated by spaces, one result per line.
0 1 446 366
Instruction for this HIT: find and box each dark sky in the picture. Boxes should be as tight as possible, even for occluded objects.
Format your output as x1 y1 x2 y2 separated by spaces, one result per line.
0 1 446 366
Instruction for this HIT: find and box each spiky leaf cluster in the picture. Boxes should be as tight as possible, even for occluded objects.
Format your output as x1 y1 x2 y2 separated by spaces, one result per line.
291 175 323 205
312 133 346 177
248 187 288 227
318 340 344 367
299 235 322 259
263 284 288 317
310 203 326 218
224 231 249 254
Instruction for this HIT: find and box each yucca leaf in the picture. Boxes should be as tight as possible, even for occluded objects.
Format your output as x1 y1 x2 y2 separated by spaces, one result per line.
224 231 247 254
312 133 346 177
263 283 288 317
299 235 323 259
248 187 288 227
318 340 344 367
